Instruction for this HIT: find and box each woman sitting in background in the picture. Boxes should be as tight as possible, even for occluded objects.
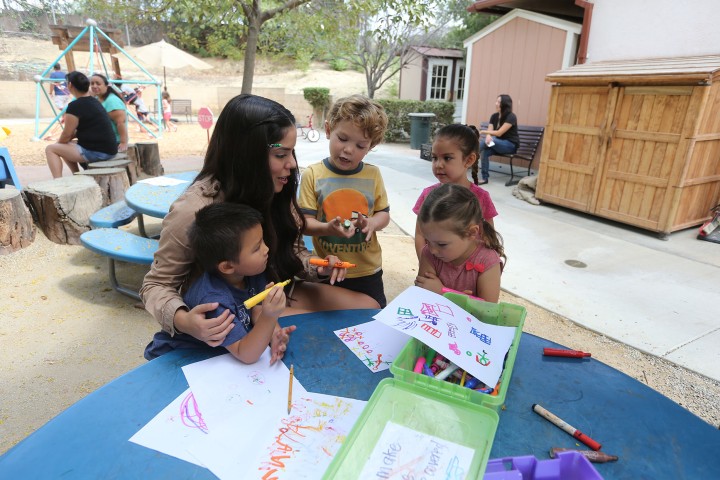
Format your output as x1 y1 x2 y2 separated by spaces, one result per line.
478 94 519 185
90 73 129 153
45 71 117 178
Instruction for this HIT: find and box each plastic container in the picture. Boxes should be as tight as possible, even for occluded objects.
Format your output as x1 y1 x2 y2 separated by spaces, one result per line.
483 451 603 479
323 378 499 480
390 294 526 411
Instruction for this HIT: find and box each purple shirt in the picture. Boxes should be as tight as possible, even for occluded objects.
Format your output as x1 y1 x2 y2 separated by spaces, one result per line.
413 183 498 221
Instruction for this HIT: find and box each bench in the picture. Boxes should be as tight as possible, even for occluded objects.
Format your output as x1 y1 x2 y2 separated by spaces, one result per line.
171 99 192 123
480 123 544 186
89 200 148 237
88 156 137 185
80 228 159 300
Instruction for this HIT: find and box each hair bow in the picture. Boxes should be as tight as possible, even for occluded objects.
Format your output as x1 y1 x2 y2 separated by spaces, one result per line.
465 261 485 273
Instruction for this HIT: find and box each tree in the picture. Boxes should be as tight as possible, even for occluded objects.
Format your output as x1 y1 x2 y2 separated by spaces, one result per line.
301 0 445 98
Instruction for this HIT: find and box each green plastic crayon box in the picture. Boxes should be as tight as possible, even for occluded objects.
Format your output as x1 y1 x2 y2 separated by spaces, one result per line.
390 293 526 412
323 378 499 480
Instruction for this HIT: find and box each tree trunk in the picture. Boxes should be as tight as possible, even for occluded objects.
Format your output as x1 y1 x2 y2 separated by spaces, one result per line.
0 186 36 254
24 176 102 245
125 143 141 183
135 142 164 177
76 167 130 206
241 17 262 94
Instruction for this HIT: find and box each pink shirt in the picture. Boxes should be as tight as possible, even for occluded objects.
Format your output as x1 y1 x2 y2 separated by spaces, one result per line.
422 244 501 298
413 183 498 220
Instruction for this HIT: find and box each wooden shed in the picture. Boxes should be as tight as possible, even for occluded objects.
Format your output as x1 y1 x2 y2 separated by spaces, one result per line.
536 55 720 237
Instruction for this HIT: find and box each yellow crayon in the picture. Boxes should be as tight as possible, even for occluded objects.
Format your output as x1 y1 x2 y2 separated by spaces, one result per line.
309 258 356 269
243 279 291 309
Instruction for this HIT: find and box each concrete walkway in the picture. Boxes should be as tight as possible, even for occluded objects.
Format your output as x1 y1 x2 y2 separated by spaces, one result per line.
13 135 720 382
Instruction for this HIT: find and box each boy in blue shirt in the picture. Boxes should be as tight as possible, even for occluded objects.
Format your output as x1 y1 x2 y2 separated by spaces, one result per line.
298 94 390 307
144 203 295 363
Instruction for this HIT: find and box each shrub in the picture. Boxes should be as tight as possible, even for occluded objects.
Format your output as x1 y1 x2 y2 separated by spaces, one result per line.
376 100 455 143
303 87 331 121
329 59 348 71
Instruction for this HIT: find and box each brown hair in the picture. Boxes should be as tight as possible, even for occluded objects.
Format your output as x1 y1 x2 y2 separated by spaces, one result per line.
326 94 388 148
418 183 506 266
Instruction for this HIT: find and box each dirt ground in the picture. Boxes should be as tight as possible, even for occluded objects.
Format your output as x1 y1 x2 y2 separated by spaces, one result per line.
1 34 719 456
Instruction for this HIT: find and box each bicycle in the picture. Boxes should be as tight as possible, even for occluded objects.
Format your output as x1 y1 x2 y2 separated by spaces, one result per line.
296 114 320 142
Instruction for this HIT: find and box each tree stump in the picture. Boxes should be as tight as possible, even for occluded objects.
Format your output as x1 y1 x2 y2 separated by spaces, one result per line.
0 186 36 254
125 143 142 184
88 158 136 185
135 141 164 177
24 176 102 245
76 167 130 206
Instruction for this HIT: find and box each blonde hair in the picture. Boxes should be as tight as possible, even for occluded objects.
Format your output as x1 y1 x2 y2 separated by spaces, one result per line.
326 94 388 148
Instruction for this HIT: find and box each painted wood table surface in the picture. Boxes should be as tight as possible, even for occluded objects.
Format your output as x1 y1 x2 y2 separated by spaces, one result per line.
124 170 198 218
0 310 718 478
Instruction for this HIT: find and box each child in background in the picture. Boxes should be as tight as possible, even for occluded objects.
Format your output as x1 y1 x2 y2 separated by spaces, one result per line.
413 124 498 258
298 94 390 307
144 203 296 364
415 184 506 303
161 91 177 132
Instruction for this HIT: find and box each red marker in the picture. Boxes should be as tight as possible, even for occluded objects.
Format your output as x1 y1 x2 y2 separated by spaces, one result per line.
532 404 602 451
543 348 591 358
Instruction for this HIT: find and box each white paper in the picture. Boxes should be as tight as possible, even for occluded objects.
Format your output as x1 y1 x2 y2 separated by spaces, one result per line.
181 350 306 431
189 392 365 480
334 321 409 372
137 176 190 186
129 389 206 467
359 422 475 479
374 286 515 388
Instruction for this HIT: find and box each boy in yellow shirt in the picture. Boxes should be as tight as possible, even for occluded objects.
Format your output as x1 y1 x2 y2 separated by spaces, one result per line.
298 94 390 307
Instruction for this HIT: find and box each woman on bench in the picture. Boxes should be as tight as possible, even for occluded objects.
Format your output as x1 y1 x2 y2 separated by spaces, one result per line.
478 94 519 185
90 73 129 154
45 71 117 178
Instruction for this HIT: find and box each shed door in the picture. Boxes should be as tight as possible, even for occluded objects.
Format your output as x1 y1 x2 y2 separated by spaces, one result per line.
536 85 616 211
594 86 693 230
426 59 453 101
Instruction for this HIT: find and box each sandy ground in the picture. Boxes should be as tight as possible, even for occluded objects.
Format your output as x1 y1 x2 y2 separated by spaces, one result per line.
1 34 719 455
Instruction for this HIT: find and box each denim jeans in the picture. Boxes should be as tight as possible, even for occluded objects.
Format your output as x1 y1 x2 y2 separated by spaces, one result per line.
480 137 518 180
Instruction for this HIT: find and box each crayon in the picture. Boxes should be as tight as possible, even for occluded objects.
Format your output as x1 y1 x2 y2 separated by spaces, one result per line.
422 364 435 377
532 404 602 451
550 447 618 463
424 348 437 365
435 363 458 381
543 348 591 358
309 258 356 269
413 357 426 374
243 279 291 309
460 370 467 387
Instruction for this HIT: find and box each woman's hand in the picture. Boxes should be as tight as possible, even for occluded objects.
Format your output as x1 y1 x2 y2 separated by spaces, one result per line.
485 134 493 145
174 303 235 347
270 324 297 364
316 255 348 284
118 142 128 153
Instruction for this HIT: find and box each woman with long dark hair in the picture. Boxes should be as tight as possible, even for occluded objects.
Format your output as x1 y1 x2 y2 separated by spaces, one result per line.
45 71 117 178
90 73 129 153
141 94 380 346
478 94 519 184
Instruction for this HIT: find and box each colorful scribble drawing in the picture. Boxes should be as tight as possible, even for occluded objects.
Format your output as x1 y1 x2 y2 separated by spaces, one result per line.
179 391 209 434
338 327 360 342
476 350 491 366
257 396 358 479
421 302 454 318
248 371 266 385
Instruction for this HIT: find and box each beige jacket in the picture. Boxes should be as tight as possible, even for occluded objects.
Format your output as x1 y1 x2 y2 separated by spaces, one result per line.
140 176 316 335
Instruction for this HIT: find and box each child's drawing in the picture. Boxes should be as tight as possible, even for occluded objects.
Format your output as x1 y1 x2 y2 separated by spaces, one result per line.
374 286 515 387
333 320 409 372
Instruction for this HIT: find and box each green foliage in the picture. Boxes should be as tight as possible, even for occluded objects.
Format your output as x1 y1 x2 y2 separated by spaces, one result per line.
18 19 37 33
303 87 331 111
294 48 314 72
329 59 348 71
377 99 455 142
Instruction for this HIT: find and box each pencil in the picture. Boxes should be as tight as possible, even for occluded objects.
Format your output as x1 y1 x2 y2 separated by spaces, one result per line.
288 364 294 415
243 279 291 309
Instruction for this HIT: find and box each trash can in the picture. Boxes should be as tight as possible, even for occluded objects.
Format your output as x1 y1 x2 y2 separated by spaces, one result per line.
408 113 435 150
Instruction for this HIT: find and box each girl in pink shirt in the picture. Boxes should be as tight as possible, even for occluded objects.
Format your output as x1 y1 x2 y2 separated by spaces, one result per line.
415 184 506 303
413 124 497 257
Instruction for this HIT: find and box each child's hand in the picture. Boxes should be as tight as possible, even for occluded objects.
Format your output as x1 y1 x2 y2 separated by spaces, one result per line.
327 216 356 239
321 255 348 284
354 215 377 242
260 282 286 319
415 271 443 294
270 324 297 364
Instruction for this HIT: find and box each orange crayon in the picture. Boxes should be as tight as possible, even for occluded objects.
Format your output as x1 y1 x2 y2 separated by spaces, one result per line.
309 258 356 269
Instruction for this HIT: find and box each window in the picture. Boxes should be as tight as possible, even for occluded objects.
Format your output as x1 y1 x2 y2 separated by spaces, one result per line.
427 59 453 101
455 63 466 101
